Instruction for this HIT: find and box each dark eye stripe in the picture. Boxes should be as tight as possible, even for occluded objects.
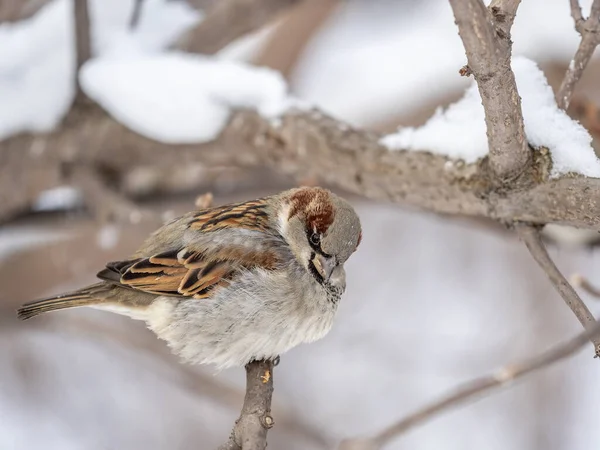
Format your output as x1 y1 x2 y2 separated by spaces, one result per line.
306 230 332 257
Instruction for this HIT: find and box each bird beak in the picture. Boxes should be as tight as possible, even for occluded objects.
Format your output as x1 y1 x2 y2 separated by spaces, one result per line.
313 254 336 281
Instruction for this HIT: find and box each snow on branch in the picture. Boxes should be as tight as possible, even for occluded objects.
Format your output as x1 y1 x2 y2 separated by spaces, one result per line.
80 53 296 143
381 57 600 178
448 0 529 182
445 0 600 359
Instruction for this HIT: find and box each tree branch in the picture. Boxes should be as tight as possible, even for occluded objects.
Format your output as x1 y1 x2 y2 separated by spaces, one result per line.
556 0 600 110
218 360 275 450
70 165 158 224
181 0 304 54
338 319 600 450
515 224 600 355
488 0 521 35
570 0 586 33
73 0 92 104
4 105 600 229
571 274 600 298
448 0 529 182
129 0 145 29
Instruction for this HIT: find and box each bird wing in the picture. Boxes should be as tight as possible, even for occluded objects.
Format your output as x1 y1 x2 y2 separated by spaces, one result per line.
187 198 272 233
97 198 279 299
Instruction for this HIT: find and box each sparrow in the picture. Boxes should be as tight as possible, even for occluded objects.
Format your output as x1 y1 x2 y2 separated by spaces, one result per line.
17 187 362 369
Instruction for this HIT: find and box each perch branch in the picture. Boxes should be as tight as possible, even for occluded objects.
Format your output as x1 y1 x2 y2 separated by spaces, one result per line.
182 0 304 54
218 360 275 450
516 224 600 355
338 319 600 450
556 0 600 110
73 0 92 104
448 0 529 182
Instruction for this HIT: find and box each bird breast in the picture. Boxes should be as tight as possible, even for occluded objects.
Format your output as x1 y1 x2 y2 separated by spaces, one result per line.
145 264 339 369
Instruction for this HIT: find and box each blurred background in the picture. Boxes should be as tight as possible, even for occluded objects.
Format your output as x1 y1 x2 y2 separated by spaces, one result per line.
2 0 600 449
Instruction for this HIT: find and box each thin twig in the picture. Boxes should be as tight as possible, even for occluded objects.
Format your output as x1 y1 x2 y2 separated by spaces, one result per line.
516 224 600 356
556 0 600 110
571 274 600 298
448 0 529 182
71 166 159 224
338 319 600 450
570 0 585 32
218 360 275 450
181 0 303 54
73 0 92 104
129 0 144 30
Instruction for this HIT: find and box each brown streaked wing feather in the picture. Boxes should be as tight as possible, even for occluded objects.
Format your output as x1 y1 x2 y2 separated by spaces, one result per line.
98 246 278 300
188 199 271 233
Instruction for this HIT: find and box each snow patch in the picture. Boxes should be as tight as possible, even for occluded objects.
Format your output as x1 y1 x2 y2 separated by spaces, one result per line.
0 0 200 140
80 53 295 144
292 0 596 127
33 186 83 211
381 57 600 178
96 224 120 250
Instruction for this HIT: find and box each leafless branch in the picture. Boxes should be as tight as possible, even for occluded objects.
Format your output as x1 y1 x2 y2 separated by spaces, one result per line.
129 0 145 29
448 0 529 182
181 0 304 54
73 0 92 104
516 224 600 355
571 274 600 298
0 0 49 22
218 360 275 450
71 166 159 224
570 0 586 32
488 0 521 35
4 105 600 229
556 0 600 110
338 319 600 450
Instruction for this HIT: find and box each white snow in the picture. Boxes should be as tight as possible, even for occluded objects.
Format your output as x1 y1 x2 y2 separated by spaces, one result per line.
0 226 68 261
0 0 295 145
0 0 200 140
96 224 120 250
79 54 294 144
33 186 83 212
292 0 595 127
381 57 600 178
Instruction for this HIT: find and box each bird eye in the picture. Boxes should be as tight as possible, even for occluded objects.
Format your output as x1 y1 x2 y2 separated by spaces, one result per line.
309 232 321 246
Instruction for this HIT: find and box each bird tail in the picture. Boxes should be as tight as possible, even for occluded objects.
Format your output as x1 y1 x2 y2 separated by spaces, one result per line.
17 283 109 320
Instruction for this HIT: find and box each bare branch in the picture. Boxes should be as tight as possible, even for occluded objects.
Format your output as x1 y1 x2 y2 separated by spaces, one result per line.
570 0 585 32
181 0 304 55
448 0 530 182
488 0 521 35
338 320 600 450
218 360 275 450
129 0 145 29
516 224 600 356
70 166 158 224
73 0 92 104
0 0 49 22
556 0 600 110
571 274 600 298
4 105 600 229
